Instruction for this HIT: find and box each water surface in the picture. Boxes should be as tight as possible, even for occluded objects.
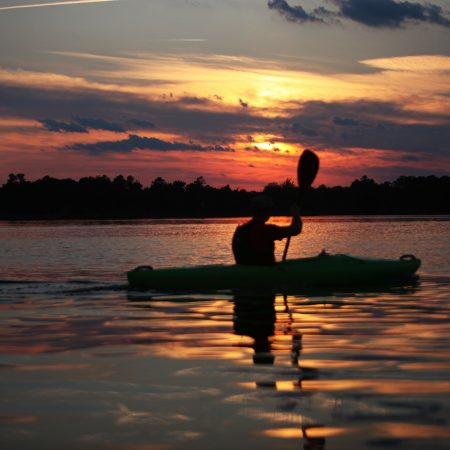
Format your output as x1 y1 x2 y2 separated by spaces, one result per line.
1 216 449 449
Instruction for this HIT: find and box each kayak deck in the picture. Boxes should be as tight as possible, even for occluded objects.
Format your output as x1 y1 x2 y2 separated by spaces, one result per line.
127 254 421 290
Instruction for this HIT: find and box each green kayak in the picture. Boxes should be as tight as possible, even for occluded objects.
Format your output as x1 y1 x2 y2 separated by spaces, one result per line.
127 253 420 290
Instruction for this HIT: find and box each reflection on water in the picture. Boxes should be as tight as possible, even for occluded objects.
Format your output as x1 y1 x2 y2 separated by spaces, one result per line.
1 278 450 449
0 218 450 449
233 292 277 365
1 216 449 278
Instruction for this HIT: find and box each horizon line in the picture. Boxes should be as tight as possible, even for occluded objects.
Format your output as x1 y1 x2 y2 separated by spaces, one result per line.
3 172 448 191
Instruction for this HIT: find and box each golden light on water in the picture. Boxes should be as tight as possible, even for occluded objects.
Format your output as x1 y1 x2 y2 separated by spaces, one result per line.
376 422 450 438
149 341 253 361
399 362 450 370
262 428 302 439
11 363 90 371
302 379 450 394
262 426 350 439
0 415 39 424
298 359 373 369
238 381 300 391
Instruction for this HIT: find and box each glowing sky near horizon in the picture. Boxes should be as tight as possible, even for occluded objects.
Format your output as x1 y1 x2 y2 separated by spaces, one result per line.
0 0 449 189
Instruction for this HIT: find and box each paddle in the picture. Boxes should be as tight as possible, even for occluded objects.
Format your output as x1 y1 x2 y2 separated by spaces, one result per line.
282 149 320 261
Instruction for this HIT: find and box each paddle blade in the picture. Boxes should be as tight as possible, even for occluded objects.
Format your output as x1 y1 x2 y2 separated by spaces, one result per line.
297 149 319 190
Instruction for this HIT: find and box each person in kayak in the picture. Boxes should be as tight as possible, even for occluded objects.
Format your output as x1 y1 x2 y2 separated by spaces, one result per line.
232 194 302 265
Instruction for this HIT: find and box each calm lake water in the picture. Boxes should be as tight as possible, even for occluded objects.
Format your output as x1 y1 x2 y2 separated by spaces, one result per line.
1 216 450 450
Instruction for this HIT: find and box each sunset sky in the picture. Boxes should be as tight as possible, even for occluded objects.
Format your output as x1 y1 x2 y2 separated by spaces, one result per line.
1 0 450 189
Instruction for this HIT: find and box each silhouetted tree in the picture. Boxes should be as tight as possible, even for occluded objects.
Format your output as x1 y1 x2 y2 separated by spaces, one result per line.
0 173 448 219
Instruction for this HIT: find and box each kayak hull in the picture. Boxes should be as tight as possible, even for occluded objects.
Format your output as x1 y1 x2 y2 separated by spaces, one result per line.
127 254 421 290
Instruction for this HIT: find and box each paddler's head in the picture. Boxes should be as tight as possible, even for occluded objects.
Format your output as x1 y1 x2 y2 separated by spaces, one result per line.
251 194 275 223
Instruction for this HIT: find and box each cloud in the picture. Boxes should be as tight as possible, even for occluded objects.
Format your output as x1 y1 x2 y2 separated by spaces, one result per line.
361 54 450 72
281 99 450 155
39 117 125 133
336 0 450 28
360 163 450 180
268 0 450 28
74 117 125 132
127 119 155 129
401 154 420 162
67 134 235 154
291 122 318 136
239 98 249 108
2 68 449 157
0 0 116 12
0 77 268 143
178 96 211 106
333 116 360 126
268 0 324 23
39 119 88 133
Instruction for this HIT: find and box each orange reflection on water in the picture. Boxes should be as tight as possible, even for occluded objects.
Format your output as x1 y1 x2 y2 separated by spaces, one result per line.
399 362 450 370
102 445 173 450
149 320 229 330
238 381 298 391
302 379 450 394
376 422 450 438
241 408 311 425
10 363 90 372
273 381 297 391
150 342 253 361
299 359 372 369
390 323 450 338
262 426 349 439
262 428 301 439
0 415 39 424
0 344 53 354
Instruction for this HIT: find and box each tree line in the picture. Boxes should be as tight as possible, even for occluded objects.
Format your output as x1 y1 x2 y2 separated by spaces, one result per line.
0 173 449 219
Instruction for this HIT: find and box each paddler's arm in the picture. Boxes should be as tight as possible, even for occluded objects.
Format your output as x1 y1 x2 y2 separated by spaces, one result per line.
285 203 302 237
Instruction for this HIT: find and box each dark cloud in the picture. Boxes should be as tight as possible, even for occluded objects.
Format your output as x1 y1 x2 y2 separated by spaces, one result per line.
39 117 125 133
0 84 266 144
39 119 88 133
268 0 324 23
333 116 360 126
127 119 155 129
337 0 450 28
239 98 249 108
268 0 450 28
2 82 449 157
244 146 263 152
74 117 125 132
291 122 318 136
401 154 420 162
67 134 234 154
178 96 211 105
361 164 450 180
282 99 450 155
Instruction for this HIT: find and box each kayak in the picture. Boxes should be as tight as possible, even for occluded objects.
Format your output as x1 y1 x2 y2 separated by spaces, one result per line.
127 253 420 290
